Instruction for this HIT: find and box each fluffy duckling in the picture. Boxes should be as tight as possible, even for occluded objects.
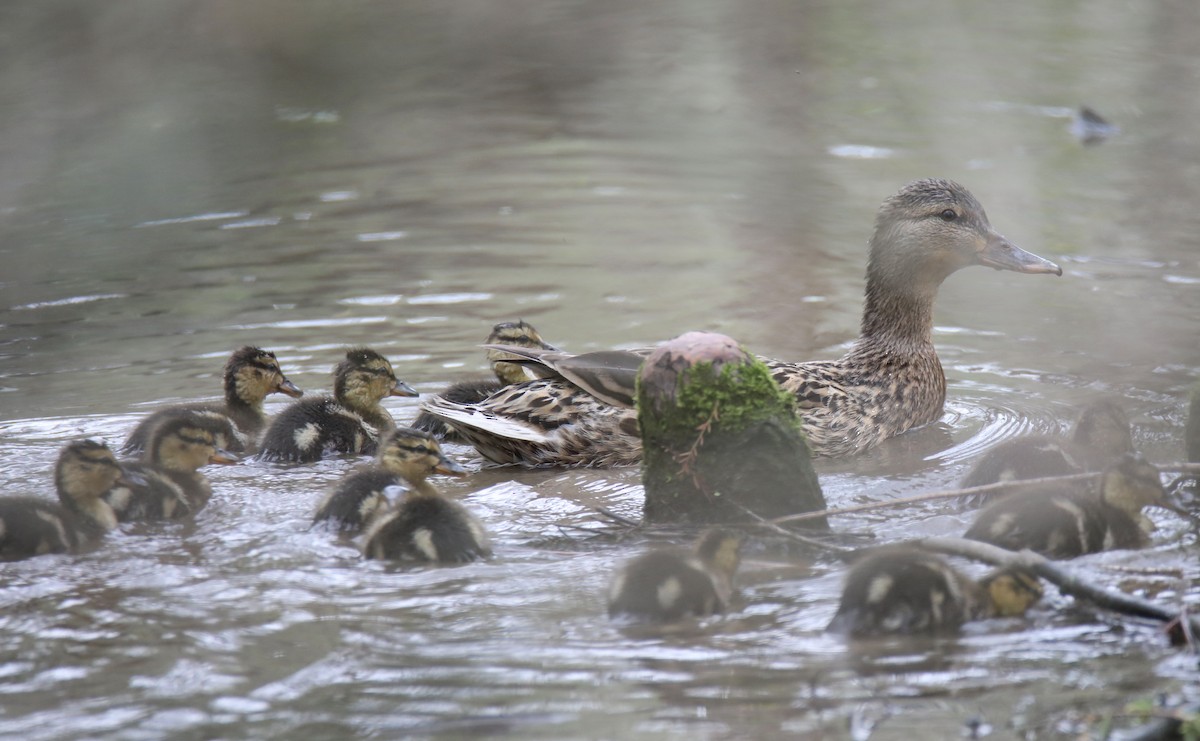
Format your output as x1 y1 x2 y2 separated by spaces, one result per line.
360 460 488 564
313 427 467 534
826 546 1042 636
421 178 1062 466
412 320 558 440
0 439 125 560
607 529 744 622
964 453 1175 559
258 348 417 462
103 411 239 521
959 401 1134 503
123 346 302 454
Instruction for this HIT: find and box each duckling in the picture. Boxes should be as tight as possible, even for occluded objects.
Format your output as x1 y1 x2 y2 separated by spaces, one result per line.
607 529 744 622
360 460 488 564
421 178 1062 466
959 400 1134 505
103 411 239 521
413 320 558 440
313 427 467 534
122 346 303 454
964 453 1175 559
258 348 417 462
0 439 125 560
826 546 1042 636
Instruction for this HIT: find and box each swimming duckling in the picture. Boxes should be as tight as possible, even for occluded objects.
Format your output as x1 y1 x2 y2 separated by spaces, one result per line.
959 401 1134 504
123 346 302 454
258 348 417 462
360 460 488 564
104 411 239 521
826 546 1042 636
964 453 1175 559
0 439 125 560
421 178 1062 466
607 529 744 622
412 320 558 440
313 427 467 534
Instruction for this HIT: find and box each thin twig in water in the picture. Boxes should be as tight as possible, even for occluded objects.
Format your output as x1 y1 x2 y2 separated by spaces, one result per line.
731 502 855 555
913 535 1200 645
590 506 641 528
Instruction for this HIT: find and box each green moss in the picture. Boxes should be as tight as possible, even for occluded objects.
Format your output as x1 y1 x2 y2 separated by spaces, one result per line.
638 352 825 526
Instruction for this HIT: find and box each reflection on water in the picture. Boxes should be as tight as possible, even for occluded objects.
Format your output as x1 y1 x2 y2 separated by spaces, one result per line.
2 0 1200 738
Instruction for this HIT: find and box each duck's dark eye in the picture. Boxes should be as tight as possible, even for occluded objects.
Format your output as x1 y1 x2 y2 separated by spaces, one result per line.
939 209 957 222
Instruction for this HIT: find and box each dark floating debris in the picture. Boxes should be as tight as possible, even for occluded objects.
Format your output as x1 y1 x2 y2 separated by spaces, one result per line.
1070 105 1119 145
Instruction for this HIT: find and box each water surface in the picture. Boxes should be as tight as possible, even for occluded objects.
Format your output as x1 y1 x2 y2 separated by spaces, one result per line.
2 2 1199 739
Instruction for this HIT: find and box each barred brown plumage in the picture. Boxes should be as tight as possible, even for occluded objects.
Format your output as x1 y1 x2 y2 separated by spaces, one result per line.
421 179 1062 467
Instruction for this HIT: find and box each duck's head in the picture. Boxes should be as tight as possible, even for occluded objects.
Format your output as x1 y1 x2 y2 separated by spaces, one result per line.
56 438 124 504
226 346 303 405
1070 400 1134 465
694 528 745 583
1100 452 1168 515
335 348 418 410
980 567 1043 617
867 179 1062 299
145 411 242 473
377 426 468 483
486 320 558 384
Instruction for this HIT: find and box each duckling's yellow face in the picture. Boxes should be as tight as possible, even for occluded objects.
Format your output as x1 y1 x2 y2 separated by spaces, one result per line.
154 424 240 472
695 529 744 583
378 430 467 483
233 349 303 403
982 569 1043 617
337 350 418 411
1102 455 1166 514
486 321 555 384
57 439 123 498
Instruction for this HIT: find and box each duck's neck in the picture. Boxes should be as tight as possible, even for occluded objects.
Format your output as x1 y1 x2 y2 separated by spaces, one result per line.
225 378 266 428
408 478 438 498
854 277 938 354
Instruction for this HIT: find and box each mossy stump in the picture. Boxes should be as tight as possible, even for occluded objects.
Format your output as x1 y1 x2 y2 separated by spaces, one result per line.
637 332 827 528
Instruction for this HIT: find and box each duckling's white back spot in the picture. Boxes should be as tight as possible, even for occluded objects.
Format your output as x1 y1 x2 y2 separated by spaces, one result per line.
411 528 438 561
656 576 683 611
293 423 321 453
865 574 894 605
1051 498 1089 548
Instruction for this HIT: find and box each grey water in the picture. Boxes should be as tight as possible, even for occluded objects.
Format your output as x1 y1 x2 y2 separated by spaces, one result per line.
1 2 1199 739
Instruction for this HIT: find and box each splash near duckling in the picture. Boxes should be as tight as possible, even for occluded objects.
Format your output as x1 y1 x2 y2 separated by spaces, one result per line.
637 331 826 525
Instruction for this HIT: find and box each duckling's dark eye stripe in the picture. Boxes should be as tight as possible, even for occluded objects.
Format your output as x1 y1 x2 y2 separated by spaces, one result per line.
178 433 215 446
391 442 435 456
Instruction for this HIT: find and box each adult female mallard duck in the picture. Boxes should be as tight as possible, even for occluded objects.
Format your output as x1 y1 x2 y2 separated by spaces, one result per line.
964 453 1182 558
607 529 744 622
958 400 1134 506
313 427 467 534
103 411 240 521
0 439 126 560
421 178 1062 466
412 320 557 440
360 456 488 564
122 346 303 454
826 546 1042 636
258 348 417 462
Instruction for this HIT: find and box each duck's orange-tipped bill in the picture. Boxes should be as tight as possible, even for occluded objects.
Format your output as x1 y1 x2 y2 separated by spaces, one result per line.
978 234 1062 275
434 454 468 477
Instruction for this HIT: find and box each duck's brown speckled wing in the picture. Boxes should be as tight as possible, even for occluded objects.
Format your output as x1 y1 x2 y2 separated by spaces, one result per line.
420 378 640 467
